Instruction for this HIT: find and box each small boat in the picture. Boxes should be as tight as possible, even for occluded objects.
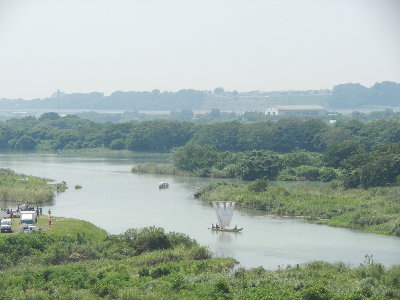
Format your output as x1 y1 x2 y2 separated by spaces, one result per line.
159 182 169 189
211 227 243 232
210 201 242 232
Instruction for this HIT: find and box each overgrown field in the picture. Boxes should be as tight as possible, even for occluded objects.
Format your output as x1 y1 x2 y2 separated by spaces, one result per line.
198 182 400 236
0 218 399 299
0 168 67 203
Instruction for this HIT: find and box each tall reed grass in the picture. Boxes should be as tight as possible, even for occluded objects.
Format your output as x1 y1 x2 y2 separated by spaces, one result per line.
0 168 63 203
131 163 191 176
198 182 400 236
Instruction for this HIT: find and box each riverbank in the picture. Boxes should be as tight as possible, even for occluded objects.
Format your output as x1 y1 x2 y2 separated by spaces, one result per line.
4 215 107 239
197 182 400 237
0 168 67 203
0 218 399 299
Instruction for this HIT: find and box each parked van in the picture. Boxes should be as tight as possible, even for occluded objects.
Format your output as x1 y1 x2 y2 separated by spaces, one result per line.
1 219 12 233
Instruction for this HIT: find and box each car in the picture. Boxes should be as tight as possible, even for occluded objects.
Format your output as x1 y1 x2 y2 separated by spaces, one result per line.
1 219 12 233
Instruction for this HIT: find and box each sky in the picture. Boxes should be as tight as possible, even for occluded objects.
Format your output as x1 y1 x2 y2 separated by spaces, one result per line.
1 0 399 100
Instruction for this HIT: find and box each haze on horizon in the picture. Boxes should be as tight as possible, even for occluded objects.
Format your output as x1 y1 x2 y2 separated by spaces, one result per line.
1 0 399 100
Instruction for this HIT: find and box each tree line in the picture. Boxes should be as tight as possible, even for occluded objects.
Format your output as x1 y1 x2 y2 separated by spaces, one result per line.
0 89 206 111
1 113 400 154
171 140 400 189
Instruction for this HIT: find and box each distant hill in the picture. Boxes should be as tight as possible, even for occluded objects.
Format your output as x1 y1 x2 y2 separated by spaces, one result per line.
0 81 398 111
328 81 400 108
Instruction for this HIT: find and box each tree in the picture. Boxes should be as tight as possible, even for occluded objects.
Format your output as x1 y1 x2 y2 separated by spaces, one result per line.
126 120 195 151
248 176 269 193
109 139 126 150
213 87 225 95
208 108 220 119
370 81 400 106
171 144 219 172
191 121 241 151
275 117 304 152
328 83 369 108
282 150 319 168
39 112 60 121
323 140 365 168
237 121 280 152
301 118 328 152
348 154 400 189
236 150 283 181
14 135 37 150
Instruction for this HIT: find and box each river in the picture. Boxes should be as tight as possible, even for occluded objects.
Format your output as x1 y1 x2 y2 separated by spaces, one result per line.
1 150 399 270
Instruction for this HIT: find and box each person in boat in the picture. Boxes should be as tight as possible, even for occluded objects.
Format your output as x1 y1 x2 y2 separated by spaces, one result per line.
234 224 237 229
216 224 220 229
211 223 215 228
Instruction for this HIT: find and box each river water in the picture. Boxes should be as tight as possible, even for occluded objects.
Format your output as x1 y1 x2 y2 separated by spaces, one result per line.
1 150 399 270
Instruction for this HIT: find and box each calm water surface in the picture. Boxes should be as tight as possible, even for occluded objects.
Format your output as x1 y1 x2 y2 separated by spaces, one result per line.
1 151 399 270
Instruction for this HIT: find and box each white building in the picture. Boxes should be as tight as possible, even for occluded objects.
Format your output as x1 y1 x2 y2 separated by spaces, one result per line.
265 105 326 116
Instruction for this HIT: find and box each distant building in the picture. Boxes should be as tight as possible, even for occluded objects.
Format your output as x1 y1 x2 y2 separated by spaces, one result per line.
265 105 326 116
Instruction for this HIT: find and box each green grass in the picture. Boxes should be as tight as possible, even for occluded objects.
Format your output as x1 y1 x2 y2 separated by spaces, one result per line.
4 215 107 242
0 168 67 203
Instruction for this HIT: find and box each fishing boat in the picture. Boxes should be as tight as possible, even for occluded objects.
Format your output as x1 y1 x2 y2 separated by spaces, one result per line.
159 182 169 189
211 227 243 232
211 201 243 232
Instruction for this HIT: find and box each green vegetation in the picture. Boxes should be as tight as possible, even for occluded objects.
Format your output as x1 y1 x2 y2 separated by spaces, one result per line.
168 140 400 190
0 168 66 203
131 162 191 176
1 109 400 154
197 182 400 236
0 218 399 299
329 81 400 108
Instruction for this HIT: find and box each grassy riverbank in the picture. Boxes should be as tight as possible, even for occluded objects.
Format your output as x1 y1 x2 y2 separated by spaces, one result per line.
197 182 400 236
0 168 67 203
131 162 192 176
0 217 399 299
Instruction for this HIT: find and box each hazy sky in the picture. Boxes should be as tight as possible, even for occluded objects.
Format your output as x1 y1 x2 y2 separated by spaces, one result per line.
1 0 399 99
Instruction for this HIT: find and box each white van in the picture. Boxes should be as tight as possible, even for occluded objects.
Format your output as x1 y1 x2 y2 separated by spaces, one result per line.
1 219 12 233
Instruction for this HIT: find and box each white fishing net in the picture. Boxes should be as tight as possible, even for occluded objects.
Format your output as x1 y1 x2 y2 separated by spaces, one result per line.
212 201 236 228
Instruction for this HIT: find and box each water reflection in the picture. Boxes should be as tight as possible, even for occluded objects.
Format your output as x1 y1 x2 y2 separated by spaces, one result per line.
212 231 242 243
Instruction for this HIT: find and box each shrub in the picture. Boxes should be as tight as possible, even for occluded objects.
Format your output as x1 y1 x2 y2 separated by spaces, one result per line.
213 279 230 294
319 167 337 182
43 245 68 265
109 139 126 150
138 266 150 277
248 177 268 193
134 227 172 254
170 273 185 291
